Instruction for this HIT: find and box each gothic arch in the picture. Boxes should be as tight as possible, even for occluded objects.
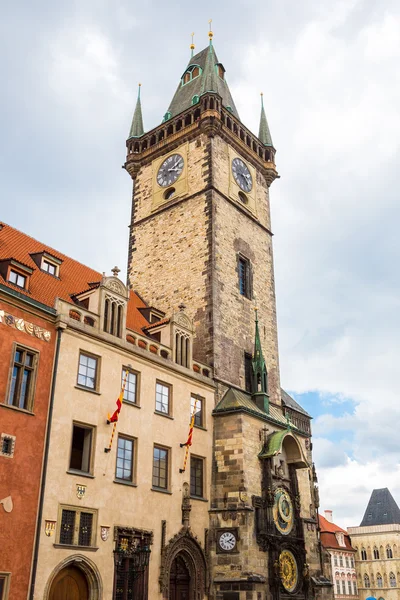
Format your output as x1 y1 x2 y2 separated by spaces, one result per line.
43 554 103 600
159 528 208 599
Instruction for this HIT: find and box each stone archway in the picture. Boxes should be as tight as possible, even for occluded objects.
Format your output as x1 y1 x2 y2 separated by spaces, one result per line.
159 528 208 600
44 554 103 600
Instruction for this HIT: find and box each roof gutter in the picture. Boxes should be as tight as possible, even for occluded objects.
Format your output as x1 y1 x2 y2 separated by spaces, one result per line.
29 325 63 600
0 283 57 315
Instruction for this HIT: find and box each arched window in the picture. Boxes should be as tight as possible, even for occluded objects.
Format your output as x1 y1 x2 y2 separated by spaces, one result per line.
374 546 380 559
364 574 370 588
387 545 393 559
192 66 199 78
361 548 367 560
377 573 383 588
389 572 396 587
103 297 124 337
191 95 199 106
175 332 190 368
181 65 201 86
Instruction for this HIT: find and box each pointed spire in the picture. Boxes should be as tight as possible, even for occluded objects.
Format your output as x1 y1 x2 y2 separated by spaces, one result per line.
201 23 217 94
128 83 144 139
258 93 273 147
190 32 195 58
251 307 269 413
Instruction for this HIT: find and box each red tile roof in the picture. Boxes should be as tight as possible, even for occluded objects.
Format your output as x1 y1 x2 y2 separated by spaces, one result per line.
143 317 170 330
0 222 150 335
319 515 356 552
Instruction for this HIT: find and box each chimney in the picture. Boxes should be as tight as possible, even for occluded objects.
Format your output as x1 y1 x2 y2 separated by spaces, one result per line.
324 510 333 522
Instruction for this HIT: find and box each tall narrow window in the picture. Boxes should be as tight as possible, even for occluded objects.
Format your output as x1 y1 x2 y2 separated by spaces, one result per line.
347 580 352 595
122 368 138 404
336 581 340 595
190 456 204 498
373 546 379 559
386 545 393 558
77 352 98 390
114 529 151 600
69 423 93 473
155 382 171 415
103 297 124 337
389 572 396 587
7 345 38 411
377 573 383 588
364 574 370 588
361 548 367 560
352 580 357 595
238 256 251 298
191 395 204 427
244 352 252 392
116 436 134 483
152 446 169 490
341 580 346 595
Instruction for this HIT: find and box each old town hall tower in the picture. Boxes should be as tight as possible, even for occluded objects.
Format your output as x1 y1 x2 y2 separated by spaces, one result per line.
124 33 333 600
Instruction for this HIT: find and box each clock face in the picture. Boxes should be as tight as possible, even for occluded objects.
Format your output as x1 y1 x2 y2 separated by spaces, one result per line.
279 550 298 593
232 157 253 192
218 531 236 552
157 154 184 188
273 487 294 535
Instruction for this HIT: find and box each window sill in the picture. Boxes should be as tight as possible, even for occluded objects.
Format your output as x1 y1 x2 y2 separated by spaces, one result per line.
74 385 101 396
0 403 35 416
151 487 172 495
154 411 174 420
114 479 137 487
66 470 95 479
53 543 98 552
123 400 141 409
190 496 208 502
194 425 207 431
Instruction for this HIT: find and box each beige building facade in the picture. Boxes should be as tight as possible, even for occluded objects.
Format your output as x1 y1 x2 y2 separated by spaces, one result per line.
33 273 215 599
348 488 400 600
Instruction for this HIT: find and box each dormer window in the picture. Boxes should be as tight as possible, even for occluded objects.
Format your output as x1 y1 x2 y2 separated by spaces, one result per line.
42 258 57 276
216 63 225 79
181 65 201 86
30 251 62 277
103 296 124 337
9 269 27 289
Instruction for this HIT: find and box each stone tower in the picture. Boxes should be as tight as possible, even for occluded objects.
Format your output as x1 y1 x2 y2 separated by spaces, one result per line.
124 37 333 600
125 38 280 405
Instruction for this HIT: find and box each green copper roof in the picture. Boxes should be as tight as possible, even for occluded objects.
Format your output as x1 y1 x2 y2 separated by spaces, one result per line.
258 430 309 467
252 310 268 394
167 44 239 120
213 387 289 428
128 85 144 138
258 94 273 147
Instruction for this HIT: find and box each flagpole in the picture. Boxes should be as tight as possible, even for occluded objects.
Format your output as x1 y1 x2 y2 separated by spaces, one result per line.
179 398 197 473
104 367 130 453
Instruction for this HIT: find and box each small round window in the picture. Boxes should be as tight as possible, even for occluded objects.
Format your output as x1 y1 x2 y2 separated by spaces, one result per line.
238 191 248 204
164 187 176 200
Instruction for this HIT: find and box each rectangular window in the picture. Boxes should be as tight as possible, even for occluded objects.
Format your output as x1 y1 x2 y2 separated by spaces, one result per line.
58 505 97 547
42 259 57 276
122 368 138 404
69 423 94 473
352 581 357 595
152 446 169 490
347 580 352 595
244 352 252 392
114 529 151 600
190 456 204 498
0 434 16 458
336 581 340 595
77 352 98 390
8 269 26 288
341 580 346 595
0 574 10 600
155 382 170 415
7 345 38 411
191 395 204 428
116 435 134 483
238 256 251 298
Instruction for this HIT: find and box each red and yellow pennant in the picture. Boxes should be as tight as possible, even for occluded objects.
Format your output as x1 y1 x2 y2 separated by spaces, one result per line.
104 370 129 453
179 397 197 473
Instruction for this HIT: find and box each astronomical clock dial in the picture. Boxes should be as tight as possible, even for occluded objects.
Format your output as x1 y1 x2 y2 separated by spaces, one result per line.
218 531 237 552
156 154 184 187
272 487 294 535
279 550 298 593
231 157 253 192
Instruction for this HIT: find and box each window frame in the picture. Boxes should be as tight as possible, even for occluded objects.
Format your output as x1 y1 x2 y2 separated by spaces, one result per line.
41 257 58 276
191 394 205 429
68 421 95 475
8 269 27 289
237 254 252 299
190 455 205 499
56 504 98 548
0 433 16 458
5 343 39 412
122 367 140 406
155 381 172 417
115 434 136 485
152 444 170 491
76 350 100 392
0 573 11 600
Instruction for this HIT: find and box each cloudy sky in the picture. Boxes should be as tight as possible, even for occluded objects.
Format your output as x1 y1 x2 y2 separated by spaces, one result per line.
1 0 399 527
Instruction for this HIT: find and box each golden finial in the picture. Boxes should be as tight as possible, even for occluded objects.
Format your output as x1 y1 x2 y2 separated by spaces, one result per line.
208 19 213 40
190 32 195 50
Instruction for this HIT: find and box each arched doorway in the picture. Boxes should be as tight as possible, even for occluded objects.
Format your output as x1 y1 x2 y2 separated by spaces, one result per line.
169 555 191 600
49 565 89 600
